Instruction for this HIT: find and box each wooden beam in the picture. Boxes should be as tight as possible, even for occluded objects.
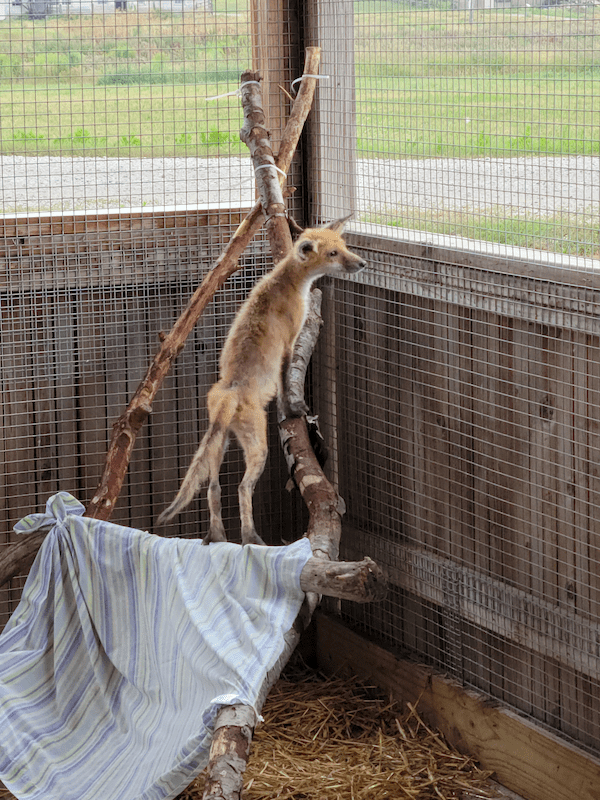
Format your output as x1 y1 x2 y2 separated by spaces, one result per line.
345 230 600 335
249 0 299 156
0 208 249 293
315 612 600 800
305 0 357 221
342 525 600 681
249 0 303 226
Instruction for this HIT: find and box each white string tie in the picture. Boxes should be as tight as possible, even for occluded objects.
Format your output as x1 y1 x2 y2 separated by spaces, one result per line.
254 163 288 179
206 80 261 102
291 73 330 94
240 80 262 90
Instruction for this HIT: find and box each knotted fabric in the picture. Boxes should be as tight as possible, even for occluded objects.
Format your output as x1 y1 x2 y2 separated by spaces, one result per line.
0 492 311 800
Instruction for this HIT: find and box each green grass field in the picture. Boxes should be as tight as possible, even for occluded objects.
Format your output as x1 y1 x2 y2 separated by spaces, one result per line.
368 207 600 258
2 82 246 157
0 4 598 253
353 4 600 158
0 9 249 156
1 5 599 158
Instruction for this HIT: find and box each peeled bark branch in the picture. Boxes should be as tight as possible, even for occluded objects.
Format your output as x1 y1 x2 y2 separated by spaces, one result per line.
201 55 387 800
280 288 324 424
278 288 345 560
239 70 293 263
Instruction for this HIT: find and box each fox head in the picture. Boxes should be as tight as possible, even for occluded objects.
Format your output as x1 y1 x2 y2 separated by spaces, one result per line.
293 215 367 278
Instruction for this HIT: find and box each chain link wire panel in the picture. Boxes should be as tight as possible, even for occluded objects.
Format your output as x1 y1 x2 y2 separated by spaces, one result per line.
0 0 308 632
308 0 600 760
309 0 600 261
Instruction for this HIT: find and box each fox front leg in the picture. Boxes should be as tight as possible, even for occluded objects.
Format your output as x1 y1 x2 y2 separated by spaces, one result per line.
279 348 309 419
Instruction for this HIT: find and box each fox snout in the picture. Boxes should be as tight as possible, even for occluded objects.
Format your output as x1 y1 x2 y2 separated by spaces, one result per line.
344 256 367 274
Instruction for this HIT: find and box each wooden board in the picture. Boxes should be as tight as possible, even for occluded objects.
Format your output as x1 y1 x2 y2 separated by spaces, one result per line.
0 209 247 293
315 613 600 800
318 233 600 752
305 0 357 221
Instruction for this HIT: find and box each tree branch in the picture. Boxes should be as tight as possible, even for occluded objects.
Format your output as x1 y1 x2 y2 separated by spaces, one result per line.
239 69 293 263
299 556 387 602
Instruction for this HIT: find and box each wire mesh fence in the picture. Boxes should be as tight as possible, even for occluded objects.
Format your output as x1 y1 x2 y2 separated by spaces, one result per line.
0 7 258 211
313 248 600 755
0 0 599 771
0 0 307 631
311 0 600 262
307 0 600 759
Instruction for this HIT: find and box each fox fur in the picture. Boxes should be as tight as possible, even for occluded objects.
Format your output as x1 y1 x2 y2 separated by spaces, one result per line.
157 216 366 545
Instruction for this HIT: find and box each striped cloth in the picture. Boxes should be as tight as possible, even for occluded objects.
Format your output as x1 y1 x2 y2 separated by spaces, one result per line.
0 492 312 800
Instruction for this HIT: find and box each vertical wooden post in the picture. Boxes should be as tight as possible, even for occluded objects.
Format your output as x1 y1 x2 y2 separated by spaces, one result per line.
250 0 300 152
250 0 304 224
305 0 358 223
303 0 358 520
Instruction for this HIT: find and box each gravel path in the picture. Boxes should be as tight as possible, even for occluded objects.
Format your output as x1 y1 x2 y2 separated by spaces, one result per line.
1 155 599 216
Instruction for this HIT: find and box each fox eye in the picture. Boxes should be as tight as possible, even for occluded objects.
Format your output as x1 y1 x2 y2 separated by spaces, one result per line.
329 250 338 257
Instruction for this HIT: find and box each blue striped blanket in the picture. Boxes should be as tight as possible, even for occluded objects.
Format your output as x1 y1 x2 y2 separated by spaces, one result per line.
0 492 312 800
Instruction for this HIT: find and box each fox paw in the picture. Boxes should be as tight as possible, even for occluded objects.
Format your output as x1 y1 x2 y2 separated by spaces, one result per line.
202 525 228 545
241 529 266 546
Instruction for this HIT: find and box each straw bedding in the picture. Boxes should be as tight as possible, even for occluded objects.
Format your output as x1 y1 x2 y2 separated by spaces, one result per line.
0 667 497 800
178 667 498 800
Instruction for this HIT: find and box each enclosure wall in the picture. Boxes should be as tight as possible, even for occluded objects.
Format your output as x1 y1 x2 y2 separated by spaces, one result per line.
304 0 600 761
313 232 600 758
0 209 305 629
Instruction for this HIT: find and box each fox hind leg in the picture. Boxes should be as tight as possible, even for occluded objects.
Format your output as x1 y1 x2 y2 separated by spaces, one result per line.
232 407 268 546
203 432 229 545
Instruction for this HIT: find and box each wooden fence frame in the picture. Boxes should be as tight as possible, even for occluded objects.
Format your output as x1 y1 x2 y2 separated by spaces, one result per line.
315 613 600 800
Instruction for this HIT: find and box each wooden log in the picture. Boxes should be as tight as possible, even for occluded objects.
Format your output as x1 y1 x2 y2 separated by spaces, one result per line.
0 47 322 590
299 556 387 602
279 288 324 432
239 69 293 263
278 288 345 561
201 707 255 800
0 531 46 586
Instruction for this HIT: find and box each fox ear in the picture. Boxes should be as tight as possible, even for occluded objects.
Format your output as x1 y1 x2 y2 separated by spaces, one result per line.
287 215 305 240
297 238 316 261
323 213 353 233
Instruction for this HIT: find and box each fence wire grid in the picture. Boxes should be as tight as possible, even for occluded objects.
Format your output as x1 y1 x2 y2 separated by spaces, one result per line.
310 0 600 760
0 0 599 772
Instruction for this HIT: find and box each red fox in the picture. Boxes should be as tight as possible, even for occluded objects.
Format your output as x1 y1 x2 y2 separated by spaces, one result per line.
157 216 366 545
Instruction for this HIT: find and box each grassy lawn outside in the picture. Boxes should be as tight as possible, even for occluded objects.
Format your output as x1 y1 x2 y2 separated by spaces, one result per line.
0 9 249 156
369 207 600 258
0 3 598 254
1 5 598 158
2 83 245 157
354 5 600 159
